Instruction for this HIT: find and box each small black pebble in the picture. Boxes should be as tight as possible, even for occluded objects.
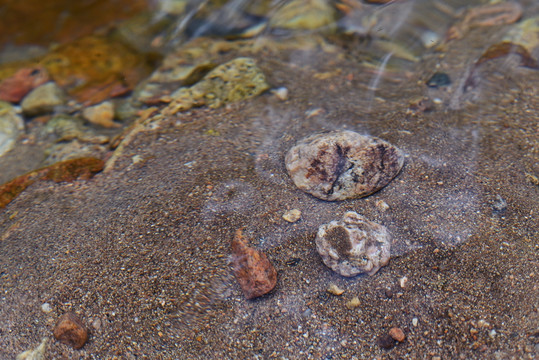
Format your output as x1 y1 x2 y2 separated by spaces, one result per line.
385 288 393 299
426 72 451 88
377 334 396 349
285 257 301 267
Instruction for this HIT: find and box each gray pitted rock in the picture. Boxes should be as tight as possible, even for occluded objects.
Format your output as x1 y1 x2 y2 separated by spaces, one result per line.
285 130 404 201
315 211 391 276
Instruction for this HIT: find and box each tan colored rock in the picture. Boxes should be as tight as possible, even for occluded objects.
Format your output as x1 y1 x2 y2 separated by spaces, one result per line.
53 312 88 349
270 0 335 30
82 101 119 128
346 296 361 309
0 101 25 158
21 82 66 116
16 338 48 360
231 229 277 299
327 283 345 296
282 209 301 223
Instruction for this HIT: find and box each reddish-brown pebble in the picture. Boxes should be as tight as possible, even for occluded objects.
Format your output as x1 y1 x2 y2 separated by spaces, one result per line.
0 66 49 103
231 229 277 299
389 327 406 342
53 312 89 349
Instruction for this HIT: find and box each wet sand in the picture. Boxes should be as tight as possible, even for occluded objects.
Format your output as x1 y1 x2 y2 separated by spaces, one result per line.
1 29 538 359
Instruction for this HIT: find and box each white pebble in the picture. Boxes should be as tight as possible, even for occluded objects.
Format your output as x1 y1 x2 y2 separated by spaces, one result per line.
399 276 408 289
132 155 143 164
346 297 361 309
41 303 52 313
420 30 440 48
412 317 418 327
271 87 289 101
375 200 390 212
477 319 490 328
282 209 301 223
489 329 497 338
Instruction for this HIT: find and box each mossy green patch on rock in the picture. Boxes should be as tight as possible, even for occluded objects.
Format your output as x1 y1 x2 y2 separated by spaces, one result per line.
163 57 269 115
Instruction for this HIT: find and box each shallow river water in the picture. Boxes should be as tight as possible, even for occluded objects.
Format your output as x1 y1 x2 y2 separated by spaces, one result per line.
0 1 538 359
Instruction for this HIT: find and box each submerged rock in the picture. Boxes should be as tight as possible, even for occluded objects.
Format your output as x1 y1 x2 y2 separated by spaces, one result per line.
0 101 24 158
315 211 391 277
82 100 119 128
16 338 48 360
40 35 152 106
389 327 406 342
503 16 539 56
285 130 404 201
44 114 108 144
270 0 335 31
231 229 277 300
0 66 49 103
0 157 104 209
282 208 301 223
21 82 66 116
163 57 269 115
53 312 88 349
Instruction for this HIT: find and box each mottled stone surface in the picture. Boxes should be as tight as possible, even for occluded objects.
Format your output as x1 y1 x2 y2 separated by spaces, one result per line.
53 312 88 349
315 211 391 276
21 82 66 116
163 57 269 115
231 229 277 299
285 130 404 201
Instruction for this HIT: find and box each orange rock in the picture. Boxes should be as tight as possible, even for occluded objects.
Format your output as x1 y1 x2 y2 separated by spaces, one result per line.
0 66 49 103
231 229 277 300
0 157 104 209
82 101 120 128
0 0 150 47
40 35 152 105
53 312 89 349
389 327 406 342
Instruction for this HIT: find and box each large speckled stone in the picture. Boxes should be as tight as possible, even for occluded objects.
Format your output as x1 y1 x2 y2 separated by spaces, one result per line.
315 211 391 276
285 130 404 201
